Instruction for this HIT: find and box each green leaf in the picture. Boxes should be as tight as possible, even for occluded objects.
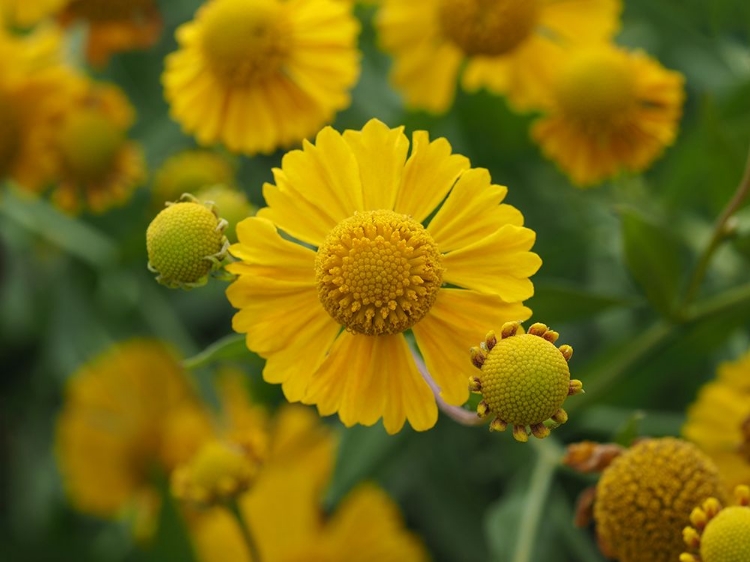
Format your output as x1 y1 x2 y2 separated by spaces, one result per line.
529 282 638 325
620 208 684 318
612 410 645 447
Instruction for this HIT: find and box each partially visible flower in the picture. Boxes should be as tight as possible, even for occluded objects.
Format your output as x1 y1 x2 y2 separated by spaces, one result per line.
683 350 750 494
0 0 66 27
163 0 360 155
531 44 685 187
151 150 237 209
376 0 621 113
226 119 540 433
58 0 162 68
196 184 255 243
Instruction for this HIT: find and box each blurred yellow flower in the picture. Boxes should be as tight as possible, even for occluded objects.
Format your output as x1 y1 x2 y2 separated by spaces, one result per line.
0 0 66 27
163 0 360 155
196 184 255 243
55 340 211 533
226 118 539 433
376 0 621 113
152 149 237 209
532 44 685 187
59 0 162 68
683 350 750 494
191 406 429 562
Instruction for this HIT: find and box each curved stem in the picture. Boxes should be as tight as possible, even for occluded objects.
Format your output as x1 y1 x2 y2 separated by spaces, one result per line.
227 498 262 562
682 144 750 308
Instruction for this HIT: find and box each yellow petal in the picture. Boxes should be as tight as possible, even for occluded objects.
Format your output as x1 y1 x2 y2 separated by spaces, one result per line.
393 131 470 223
442 224 541 301
413 289 532 405
427 167 523 252
539 0 621 44
343 119 409 211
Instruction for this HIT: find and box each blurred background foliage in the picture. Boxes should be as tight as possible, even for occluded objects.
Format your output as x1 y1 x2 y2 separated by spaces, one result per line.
2 1 750 561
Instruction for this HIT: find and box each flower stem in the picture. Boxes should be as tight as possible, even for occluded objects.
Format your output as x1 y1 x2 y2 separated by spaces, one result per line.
227 498 262 562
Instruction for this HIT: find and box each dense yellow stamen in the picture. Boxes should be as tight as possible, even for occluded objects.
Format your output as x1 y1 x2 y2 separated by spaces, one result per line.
58 109 124 182
438 0 539 57
555 49 637 126
315 209 443 336
201 0 290 87
66 0 153 21
0 95 20 177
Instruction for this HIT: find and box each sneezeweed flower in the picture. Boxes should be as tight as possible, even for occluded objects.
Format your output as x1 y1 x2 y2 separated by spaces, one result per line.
469 321 582 441
40 77 146 214
163 0 360 155
226 118 541 433
151 149 237 209
376 0 621 114
683 350 750 494
58 0 162 68
532 44 685 187
0 0 67 27
191 406 429 562
681 485 750 562
147 194 230 289
575 437 728 562
55 340 211 539
196 184 255 243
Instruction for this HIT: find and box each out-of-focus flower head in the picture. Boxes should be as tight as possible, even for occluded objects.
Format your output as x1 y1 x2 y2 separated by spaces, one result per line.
58 0 162 68
226 118 541 433
195 184 255 243
191 405 429 562
532 44 685 187
163 0 360 155
683 350 750 495
0 0 67 27
376 0 621 114
151 149 237 209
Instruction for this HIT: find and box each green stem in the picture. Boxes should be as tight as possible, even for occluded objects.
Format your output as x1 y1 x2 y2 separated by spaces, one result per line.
227 498 262 562
182 333 245 370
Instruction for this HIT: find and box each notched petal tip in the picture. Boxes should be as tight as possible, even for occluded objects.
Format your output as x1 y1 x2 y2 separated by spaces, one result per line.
512 424 529 442
500 321 521 339
560 344 573 362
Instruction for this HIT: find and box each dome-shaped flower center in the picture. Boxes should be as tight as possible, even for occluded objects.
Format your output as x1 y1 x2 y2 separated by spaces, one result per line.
700 506 750 562
555 49 637 125
201 0 290 87
438 0 539 57
58 109 124 182
0 95 20 178
67 0 153 21
315 210 443 336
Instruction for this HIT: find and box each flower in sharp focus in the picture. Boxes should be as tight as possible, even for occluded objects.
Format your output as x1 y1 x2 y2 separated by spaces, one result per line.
531 44 685 187
469 321 582 442
0 0 67 27
151 149 237 209
163 0 360 155
683 350 750 494
592 437 728 562
376 0 621 114
226 118 541 433
58 0 162 68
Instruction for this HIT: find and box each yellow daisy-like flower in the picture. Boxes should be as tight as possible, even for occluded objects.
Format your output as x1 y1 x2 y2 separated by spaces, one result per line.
42 77 146 214
681 485 750 562
163 0 360 155
376 0 621 114
58 0 162 68
0 0 66 27
684 350 750 494
192 406 428 562
226 118 541 433
531 44 685 187
151 149 237 209
55 340 210 527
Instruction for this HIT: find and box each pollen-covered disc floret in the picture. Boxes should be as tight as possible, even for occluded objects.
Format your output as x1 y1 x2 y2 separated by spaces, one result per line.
681 485 750 562
594 438 728 562
438 0 539 56
146 194 229 289
315 209 444 336
469 321 581 442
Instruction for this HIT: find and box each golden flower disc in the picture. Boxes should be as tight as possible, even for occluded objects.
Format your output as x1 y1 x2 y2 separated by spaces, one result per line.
315 209 443 336
555 49 637 125
438 0 539 57
700 506 750 562
67 0 153 21
200 0 291 87
0 95 20 177
58 109 125 182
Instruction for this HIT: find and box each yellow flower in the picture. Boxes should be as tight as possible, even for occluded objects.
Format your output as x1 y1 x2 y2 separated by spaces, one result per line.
531 44 685 187
681 485 750 562
59 0 162 68
163 0 360 155
42 77 146 214
226 119 540 433
191 406 429 562
0 0 66 27
683 351 750 494
55 340 210 526
593 437 727 562
151 149 237 209
195 184 256 243
469 322 582 441
376 0 621 114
